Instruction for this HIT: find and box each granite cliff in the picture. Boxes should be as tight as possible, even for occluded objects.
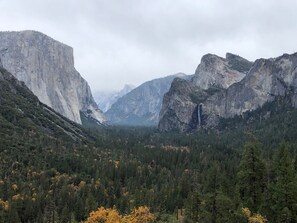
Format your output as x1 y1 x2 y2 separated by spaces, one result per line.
0 30 106 124
159 52 297 132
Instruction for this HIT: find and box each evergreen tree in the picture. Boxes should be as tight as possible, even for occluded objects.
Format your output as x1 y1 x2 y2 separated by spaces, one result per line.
204 165 235 223
0 206 8 223
185 192 203 222
44 200 59 223
205 165 220 223
60 205 70 223
237 142 266 212
36 209 44 223
271 145 297 223
23 198 34 222
8 204 21 223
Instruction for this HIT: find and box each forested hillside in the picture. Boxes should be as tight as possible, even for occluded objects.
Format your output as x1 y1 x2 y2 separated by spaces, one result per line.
0 67 297 222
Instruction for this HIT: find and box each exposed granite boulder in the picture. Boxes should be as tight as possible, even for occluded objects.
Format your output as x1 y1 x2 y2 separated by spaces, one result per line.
0 30 106 124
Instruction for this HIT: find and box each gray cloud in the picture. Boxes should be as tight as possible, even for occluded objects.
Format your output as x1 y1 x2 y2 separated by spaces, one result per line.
1 0 297 91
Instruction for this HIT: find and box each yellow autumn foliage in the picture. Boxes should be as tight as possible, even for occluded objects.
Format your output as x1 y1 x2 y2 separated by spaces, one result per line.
242 207 267 223
84 207 122 223
11 183 18 191
79 180 86 188
0 199 9 211
122 206 155 223
12 194 23 201
84 206 155 223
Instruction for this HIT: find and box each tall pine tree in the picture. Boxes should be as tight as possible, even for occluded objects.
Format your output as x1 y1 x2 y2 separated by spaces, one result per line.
204 164 235 223
271 145 297 223
237 142 266 212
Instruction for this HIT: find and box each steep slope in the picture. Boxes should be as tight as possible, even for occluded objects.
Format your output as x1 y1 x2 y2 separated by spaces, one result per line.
0 30 106 125
106 73 190 126
94 84 135 112
0 66 93 143
159 53 253 131
159 52 297 132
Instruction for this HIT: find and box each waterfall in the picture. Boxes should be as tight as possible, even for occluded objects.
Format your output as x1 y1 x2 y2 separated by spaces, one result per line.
197 103 202 127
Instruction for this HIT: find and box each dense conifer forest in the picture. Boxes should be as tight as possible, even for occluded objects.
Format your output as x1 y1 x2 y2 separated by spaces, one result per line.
1 68 297 222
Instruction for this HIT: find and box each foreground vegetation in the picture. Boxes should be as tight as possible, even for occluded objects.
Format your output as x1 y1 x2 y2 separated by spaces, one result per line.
1 120 297 222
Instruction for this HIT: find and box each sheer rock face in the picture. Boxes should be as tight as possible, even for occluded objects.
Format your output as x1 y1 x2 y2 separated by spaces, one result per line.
0 30 106 124
106 73 190 126
158 78 200 131
192 53 252 89
159 53 297 132
220 53 297 116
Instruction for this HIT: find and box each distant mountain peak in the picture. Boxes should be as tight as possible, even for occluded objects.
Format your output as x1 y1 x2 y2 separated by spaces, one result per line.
105 73 190 126
95 84 135 112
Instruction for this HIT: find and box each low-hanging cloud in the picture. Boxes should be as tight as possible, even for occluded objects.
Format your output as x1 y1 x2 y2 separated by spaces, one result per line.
0 0 297 92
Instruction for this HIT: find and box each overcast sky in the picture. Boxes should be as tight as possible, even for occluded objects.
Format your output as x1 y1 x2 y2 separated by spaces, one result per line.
1 0 297 92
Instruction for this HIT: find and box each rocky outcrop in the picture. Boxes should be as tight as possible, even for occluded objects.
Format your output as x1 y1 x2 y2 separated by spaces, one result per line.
159 52 297 132
192 53 252 89
159 53 251 131
106 73 190 126
159 78 203 131
0 30 106 124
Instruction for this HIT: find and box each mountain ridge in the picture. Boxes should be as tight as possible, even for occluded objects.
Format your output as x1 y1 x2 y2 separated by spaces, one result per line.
158 52 297 132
